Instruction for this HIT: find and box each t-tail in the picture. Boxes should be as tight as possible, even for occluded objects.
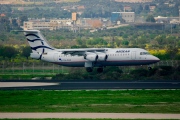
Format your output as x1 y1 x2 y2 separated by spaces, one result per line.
18 30 55 60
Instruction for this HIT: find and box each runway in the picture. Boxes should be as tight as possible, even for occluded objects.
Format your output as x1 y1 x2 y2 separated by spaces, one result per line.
0 113 180 119
0 80 180 119
0 80 180 90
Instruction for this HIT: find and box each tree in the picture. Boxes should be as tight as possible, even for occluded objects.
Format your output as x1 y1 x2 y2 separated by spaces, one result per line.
19 15 28 26
144 5 150 11
146 15 155 22
21 46 31 59
76 38 83 45
3 46 18 59
0 16 10 32
166 46 178 59
0 33 7 41
135 4 143 14
121 40 129 46
0 5 12 13
0 45 4 57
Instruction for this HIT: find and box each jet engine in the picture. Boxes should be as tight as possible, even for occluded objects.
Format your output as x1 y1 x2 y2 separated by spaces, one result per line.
96 52 108 61
84 52 98 61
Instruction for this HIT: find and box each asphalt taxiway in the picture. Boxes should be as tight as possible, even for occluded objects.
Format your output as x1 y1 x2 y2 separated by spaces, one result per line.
0 113 180 119
0 80 180 90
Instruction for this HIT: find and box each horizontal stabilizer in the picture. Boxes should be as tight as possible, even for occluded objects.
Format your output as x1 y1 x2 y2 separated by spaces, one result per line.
13 30 40 33
30 53 40 59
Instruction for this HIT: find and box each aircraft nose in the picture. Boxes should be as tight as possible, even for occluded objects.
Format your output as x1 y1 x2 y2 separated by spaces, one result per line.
154 56 160 63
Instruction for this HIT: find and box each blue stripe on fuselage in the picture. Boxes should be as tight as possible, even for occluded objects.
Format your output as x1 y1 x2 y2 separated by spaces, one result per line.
52 60 158 67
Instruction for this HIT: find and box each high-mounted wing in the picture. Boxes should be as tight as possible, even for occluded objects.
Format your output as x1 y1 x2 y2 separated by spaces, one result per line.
60 48 106 56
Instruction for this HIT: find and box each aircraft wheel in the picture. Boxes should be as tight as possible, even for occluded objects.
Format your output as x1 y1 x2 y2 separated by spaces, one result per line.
86 67 93 72
97 67 103 73
148 66 152 70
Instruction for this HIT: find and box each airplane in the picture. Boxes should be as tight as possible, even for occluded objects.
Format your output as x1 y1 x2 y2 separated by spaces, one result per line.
18 30 160 73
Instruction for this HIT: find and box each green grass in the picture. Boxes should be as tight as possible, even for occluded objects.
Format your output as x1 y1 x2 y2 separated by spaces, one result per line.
0 67 69 80
0 65 69 80
0 74 55 80
0 90 180 113
0 69 64 74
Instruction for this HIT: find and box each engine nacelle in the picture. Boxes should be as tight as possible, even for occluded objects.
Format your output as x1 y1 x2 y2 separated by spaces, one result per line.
30 53 40 59
96 52 108 61
84 52 98 61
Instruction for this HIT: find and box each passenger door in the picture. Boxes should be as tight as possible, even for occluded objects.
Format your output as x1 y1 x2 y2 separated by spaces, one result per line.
53 53 58 62
131 51 136 60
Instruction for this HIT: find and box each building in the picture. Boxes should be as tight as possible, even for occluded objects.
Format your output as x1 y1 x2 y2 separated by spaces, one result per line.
86 19 102 28
121 12 135 23
77 6 85 10
111 12 135 24
0 0 14 4
72 12 77 21
154 16 180 24
154 16 170 23
50 19 72 25
24 21 52 30
111 12 121 23
23 19 73 30
124 6 132 12
149 5 156 12
0 14 6 17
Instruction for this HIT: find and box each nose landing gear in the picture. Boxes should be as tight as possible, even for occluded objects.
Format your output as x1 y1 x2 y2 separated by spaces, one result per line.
86 67 104 73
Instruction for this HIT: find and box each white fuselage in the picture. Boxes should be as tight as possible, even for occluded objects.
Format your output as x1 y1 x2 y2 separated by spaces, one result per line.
20 30 159 70
40 48 159 67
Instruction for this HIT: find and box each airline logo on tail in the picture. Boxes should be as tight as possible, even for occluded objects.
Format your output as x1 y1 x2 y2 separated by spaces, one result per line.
17 30 55 60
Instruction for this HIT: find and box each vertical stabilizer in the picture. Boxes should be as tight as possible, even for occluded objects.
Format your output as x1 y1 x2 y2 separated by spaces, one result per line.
23 30 55 53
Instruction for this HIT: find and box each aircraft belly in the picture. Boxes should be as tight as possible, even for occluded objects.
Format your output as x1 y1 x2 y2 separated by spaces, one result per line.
53 61 84 67
52 59 156 67
102 60 156 66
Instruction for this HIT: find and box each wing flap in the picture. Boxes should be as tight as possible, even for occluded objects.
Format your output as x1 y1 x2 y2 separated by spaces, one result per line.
61 48 106 56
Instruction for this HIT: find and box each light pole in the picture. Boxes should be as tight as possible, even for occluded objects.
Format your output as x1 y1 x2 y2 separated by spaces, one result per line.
171 23 172 34
179 9 180 22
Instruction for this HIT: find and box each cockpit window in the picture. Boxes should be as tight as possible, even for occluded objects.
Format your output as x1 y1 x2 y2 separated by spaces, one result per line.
140 52 150 55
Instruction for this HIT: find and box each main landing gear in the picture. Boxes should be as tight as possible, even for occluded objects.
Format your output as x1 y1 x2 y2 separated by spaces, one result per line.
86 67 104 73
148 66 152 70
97 67 104 73
86 67 93 72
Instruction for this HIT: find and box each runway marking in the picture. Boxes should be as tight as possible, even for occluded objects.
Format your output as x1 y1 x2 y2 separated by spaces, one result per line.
0 113 180 119
0 82 59 88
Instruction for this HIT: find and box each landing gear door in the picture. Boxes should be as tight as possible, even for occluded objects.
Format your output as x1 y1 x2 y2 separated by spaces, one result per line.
131 51 136 60
85 61 93 67
54 53 58 62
